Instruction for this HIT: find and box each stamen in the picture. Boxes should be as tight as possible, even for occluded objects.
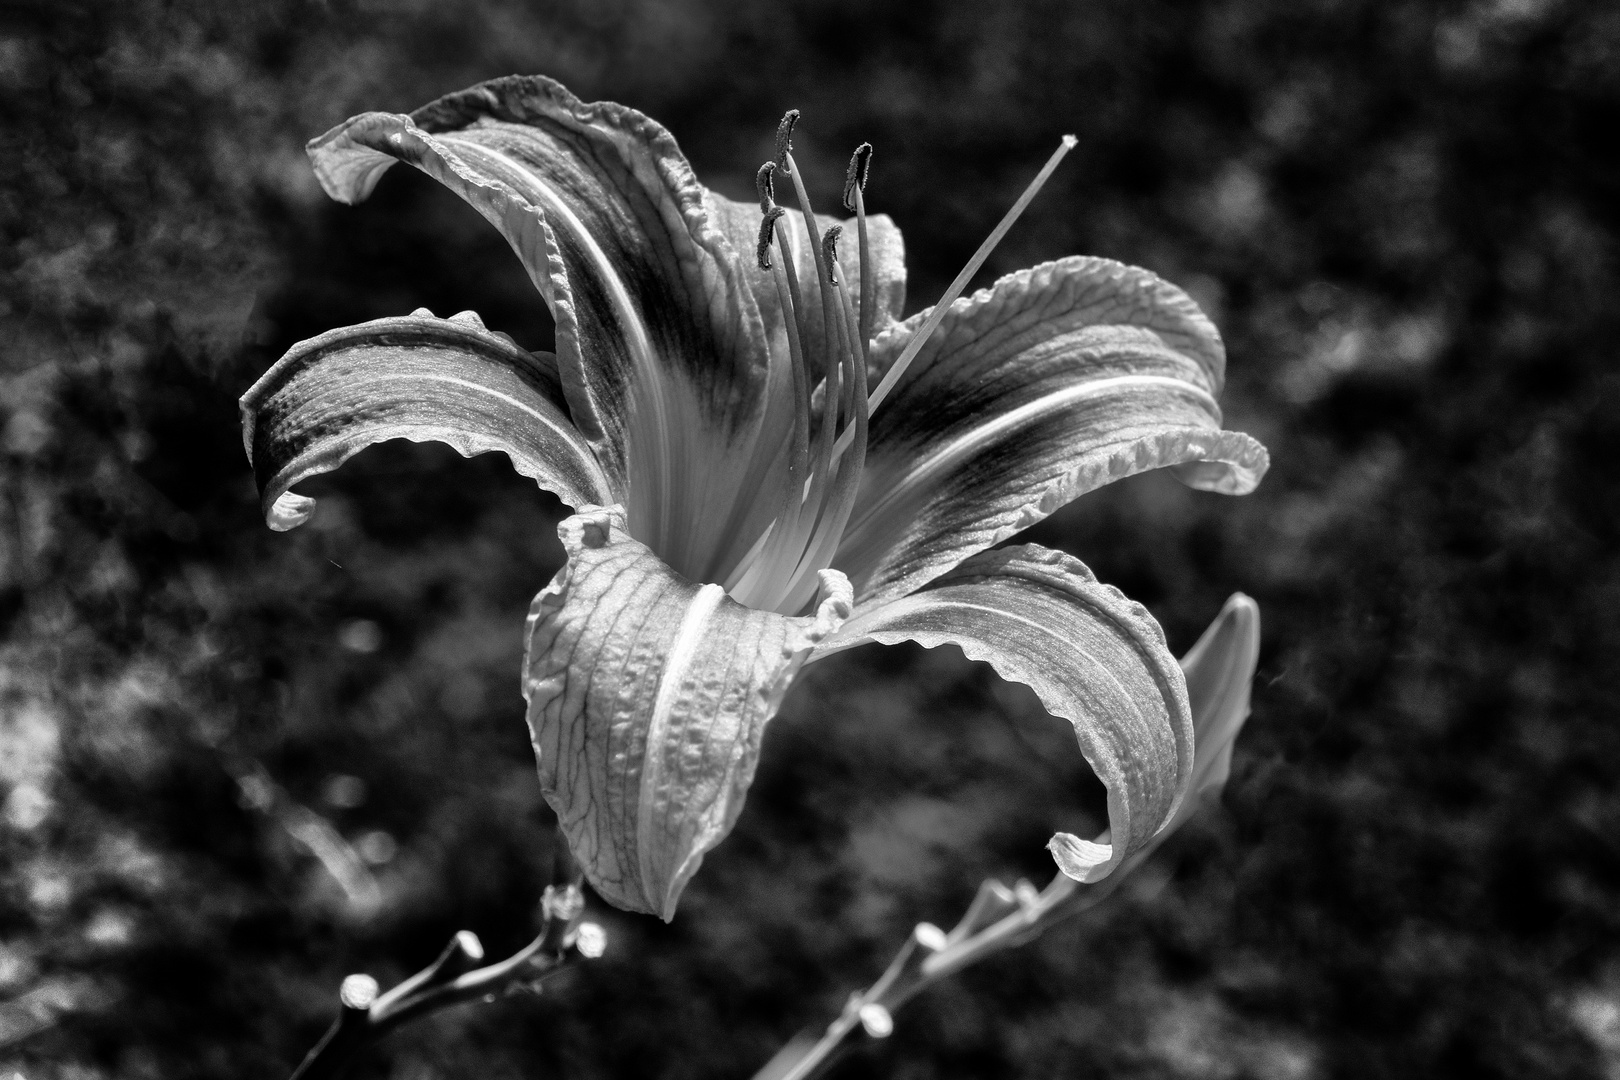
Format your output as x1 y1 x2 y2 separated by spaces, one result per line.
842 143 872 211
725 131 889 612
797 276 843 559
861 134 1078 421
755 161 777 214
778 150 841 410
773 250 813 497
727 217 816 605
777 152 845 563
820 225 843 284
774 110 800 172
848 152 874 356
778 256 870 613
756 206 786 271
768 224 813 520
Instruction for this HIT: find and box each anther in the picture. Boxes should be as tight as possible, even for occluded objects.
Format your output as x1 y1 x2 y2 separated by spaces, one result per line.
755 161 777 213
842 143 873 211
757 206 787 270
774 110 800 171
821 224 843 284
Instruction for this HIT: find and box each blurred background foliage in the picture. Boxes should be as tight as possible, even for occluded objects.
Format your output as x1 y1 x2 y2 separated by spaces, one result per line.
2 0 1618 1076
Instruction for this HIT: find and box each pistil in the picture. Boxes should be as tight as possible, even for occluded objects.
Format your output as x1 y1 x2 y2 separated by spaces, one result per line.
834 134 1078 459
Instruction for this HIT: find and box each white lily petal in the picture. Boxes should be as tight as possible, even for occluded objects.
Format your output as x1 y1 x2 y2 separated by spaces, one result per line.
307 76 778 581
239 311 616 529
813 544 1194 884
522 505 852 919
837 257 1270 605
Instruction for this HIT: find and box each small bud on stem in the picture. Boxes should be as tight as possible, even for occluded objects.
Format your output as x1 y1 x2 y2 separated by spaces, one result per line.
339 974 378 1012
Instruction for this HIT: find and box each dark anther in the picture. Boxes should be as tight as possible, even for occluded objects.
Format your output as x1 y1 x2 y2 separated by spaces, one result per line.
842 143 873 211
757 206 787 271
774 110 800 171
821 224 843 283
756 162 777 214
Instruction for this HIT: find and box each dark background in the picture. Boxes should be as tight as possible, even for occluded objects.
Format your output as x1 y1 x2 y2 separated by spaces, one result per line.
3 1 1618 1077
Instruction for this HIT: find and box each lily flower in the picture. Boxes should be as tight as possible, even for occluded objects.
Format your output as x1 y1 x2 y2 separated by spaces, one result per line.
240 76 1269 920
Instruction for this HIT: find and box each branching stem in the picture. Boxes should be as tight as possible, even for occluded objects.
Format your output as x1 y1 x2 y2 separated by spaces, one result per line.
755 867 1144 1080
288 880 602 1080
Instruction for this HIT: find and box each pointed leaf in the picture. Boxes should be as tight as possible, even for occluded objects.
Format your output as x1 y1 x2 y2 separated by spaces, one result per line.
307 75 777 578
523 505 852 919
239 310 615 530
813 544 1193 883
1176 591 1260 816
837 257 1270 604
1108 592 1262 880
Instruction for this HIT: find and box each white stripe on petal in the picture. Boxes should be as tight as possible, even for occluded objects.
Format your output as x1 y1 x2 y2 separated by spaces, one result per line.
638 582 727 896
851 374 1219 535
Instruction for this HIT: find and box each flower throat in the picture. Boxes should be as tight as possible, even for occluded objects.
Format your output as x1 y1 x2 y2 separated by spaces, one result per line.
722 112 1077 616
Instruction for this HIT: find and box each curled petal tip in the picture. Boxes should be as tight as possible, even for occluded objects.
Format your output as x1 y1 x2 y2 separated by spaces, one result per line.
809 569 854 637
267 491 316 531
824 545 1191 888
1048 831 1114 884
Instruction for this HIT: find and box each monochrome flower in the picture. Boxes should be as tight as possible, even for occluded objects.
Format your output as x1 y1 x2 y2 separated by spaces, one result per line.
240 75 1269 919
